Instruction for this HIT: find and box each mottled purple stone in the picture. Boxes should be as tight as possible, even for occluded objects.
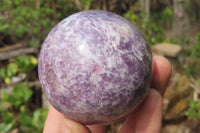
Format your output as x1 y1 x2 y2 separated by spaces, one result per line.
38 10 152 125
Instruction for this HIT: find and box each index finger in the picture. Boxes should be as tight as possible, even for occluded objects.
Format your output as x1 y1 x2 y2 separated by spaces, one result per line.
151 56 172 96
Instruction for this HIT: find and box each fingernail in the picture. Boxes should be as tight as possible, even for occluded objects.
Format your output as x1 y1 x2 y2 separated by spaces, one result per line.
150 89 162 99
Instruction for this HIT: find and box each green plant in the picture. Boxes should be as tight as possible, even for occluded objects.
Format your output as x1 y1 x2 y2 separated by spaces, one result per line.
0 83 48 133
165 38 181 45
18 108 48 133
188 32 200 58
191 44 200 58
0 122 13 133
0 109 16 133
146 23 164 45
162 7 173 29
187 66 197 76
184 32 200 77
124 10 139 25
0 0 53 46
0 83 32 132
55 0 74 19
185 100 200 119
1 84 33 109
15 55 38 73
81 0 93 10
0 0 75 48
186 59 200 77
0 55 37 84
123 10 164 45
197 32 200 43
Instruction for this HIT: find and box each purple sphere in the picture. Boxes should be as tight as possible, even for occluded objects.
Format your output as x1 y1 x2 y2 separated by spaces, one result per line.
38 10 152 125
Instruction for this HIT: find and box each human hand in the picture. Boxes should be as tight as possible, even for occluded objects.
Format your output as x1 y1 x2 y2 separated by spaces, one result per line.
43 56 172 133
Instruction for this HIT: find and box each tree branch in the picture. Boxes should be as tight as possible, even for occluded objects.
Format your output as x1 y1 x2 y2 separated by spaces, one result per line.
0 48 38 61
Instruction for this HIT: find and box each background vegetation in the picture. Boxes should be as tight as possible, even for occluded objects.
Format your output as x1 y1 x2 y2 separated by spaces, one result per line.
0 0 200 132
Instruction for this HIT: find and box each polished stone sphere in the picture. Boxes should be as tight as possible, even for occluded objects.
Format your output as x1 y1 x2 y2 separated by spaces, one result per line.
38 10 152 125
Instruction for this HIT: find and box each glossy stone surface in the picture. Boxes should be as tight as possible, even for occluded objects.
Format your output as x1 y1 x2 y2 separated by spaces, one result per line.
38 10 152 125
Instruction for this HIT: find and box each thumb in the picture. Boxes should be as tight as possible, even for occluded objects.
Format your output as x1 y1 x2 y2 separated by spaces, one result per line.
43 106 91 133
119 89 163 133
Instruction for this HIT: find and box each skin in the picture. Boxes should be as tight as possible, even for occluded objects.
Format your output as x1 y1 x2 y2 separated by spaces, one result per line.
43 56 172 133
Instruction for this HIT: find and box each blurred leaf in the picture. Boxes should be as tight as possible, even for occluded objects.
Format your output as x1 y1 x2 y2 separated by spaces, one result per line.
2 111 15 125
1 91 10 101
197 32 200 43
6 83 33 108
30 56 38 66
14 83 33 102
32 108 48 130
190 100 200 109
0 69 6 78
6 69 12 78
7 63 18 76
188 67 196 76
14 55 36 73
0 123 13 133
0 101 11 111
0 0 75 47
0 17 9 32
0 54 37 84
20 105 26 112
83 0 93 10
15 55 29 68
18 112 34 132
29 39 40 48
186 100 200 119
165 38 181 45
4 78 11 85
19 109 48 133
162 8 172 18
18 112 32 126
124 10 139 25
13 0 24 6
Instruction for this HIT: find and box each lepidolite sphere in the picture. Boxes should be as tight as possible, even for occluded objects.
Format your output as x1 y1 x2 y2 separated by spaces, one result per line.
38 10 152 125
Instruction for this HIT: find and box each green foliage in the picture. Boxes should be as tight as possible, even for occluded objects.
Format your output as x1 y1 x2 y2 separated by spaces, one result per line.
0 83 32 132
55 0 74 19
81 0 93 10
0 123 13 133
162 7 173 18
191 44 200 58
1 83 33 109
162 7 173 29
184 32 200 77
165 38 181 45
124 10 139 25
0 108 15 132
150 7 173 30
185 37 193 45
0 55 37 84
0 0 52 42
124 10 164 45
187 66 197 76
146 23 164 45
19 108 48 133
185 33 200 58
197 32 200 43
18 112 33 131
0 83 48 132
0 69 6 79
0 0 75 47
15 55 38 73
185 100 200 119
